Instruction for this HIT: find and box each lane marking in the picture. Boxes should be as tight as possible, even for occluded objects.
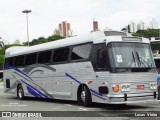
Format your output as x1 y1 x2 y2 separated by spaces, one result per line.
79 108 87 111
98 112 108 117
65 104 72 106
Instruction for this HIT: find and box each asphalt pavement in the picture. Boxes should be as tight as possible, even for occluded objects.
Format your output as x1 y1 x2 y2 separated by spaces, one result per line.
0 83 160 120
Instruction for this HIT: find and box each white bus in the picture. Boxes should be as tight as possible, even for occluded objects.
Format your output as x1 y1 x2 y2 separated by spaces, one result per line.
150 38 160 70
150 37 160 57
3 30 157 106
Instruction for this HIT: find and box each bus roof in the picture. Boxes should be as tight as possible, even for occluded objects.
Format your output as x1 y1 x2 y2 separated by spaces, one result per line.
153 56 160 59
5 30 148 58
150 37 160 42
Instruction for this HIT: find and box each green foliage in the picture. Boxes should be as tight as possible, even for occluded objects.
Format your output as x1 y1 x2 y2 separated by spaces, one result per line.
0 44 21 69
0 34 64 69
0 44 21 54
132 29 160 38
22 35 65 46
0 54 4 69
47 35 65 42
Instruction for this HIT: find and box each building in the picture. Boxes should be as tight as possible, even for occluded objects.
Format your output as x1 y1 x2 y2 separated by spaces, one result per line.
125 21 137 33
148 18 158 29
0 37 9 48
93 20 98 31
137 21 147 30
129 21 137 33
54 21 73 37
0 37 4 47
14 39 21 44
124 19 159 33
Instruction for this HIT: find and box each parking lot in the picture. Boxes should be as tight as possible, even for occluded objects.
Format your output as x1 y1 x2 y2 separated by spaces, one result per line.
0 83 160 120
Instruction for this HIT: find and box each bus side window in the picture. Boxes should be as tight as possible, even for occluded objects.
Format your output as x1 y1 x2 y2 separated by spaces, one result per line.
71 44 91 60
38 51 52 64
52 48 70 63
14 55 25 67
5 57 14 66
97 48 107 69
25 53 37 66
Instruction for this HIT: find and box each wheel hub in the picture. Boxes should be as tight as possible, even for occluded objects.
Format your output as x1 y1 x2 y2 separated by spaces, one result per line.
18 88 23 98
81 91 85 103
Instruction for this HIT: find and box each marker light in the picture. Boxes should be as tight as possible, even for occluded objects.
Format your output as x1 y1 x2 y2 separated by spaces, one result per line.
112 85 119 92
121 84 130 92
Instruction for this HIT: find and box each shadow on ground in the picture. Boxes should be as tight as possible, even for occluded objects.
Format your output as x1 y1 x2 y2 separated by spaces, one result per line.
6 96 153 111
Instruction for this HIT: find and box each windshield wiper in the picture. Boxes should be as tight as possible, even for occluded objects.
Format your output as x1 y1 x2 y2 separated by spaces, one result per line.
132 51 135 63
127 52 136 68
135 52 151 68
136 51 141 65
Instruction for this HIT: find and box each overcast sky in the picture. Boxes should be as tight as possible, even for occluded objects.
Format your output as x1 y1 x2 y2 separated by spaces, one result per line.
0 0 160 44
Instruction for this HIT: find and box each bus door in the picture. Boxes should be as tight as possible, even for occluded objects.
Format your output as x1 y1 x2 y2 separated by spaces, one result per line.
93 44 110 93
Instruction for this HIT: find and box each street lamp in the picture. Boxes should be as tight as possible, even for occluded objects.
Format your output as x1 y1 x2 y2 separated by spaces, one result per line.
22 10 32 46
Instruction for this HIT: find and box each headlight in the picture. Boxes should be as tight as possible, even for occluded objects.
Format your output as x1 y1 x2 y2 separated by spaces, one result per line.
150 83 157 90
121 84 130 92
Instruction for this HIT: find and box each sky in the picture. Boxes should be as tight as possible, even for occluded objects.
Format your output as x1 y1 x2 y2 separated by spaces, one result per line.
0 0 160 44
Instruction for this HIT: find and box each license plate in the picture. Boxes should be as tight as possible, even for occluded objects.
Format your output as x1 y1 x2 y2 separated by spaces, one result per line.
137 85 144 89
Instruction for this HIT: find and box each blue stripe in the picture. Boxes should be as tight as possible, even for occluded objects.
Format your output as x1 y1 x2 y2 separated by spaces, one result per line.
27 86 42 98
65 73 81 84
89 89 103 97
65 72 105 99
21 80 49 98
5 64 33 81
5 64 49 98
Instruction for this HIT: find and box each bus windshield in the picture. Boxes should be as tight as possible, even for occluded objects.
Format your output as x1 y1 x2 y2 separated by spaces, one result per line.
108 42 156 70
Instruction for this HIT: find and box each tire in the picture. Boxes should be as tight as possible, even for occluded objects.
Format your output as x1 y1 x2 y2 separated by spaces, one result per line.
17 85 25 100
80 85 92 107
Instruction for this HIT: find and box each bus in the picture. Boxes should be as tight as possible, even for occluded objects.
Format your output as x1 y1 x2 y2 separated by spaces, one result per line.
150 37 160 57
150 37 160 70
153 57 160 70
3 30 157 106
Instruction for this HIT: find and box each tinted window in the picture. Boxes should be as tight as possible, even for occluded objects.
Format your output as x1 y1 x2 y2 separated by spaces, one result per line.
97 48 107 69
25 53 37 65
154 59 160 68
5 57 14 66
38 51 52 64
14 56 25 66
71 44 91 60
0 72 3 79
53 48 69 62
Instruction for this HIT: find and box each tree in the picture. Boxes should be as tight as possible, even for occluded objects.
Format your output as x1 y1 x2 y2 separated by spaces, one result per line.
0 34 64 69
0 55 4 69
47 35 65 42
132 29 160 38
0 44 21 69
22 35 65 46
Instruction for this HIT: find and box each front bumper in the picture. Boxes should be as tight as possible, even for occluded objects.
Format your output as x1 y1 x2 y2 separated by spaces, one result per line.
107 92 157 104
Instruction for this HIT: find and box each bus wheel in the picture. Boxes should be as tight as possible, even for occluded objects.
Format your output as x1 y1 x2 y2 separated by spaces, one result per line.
80 86 92 107
17 85 25 100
